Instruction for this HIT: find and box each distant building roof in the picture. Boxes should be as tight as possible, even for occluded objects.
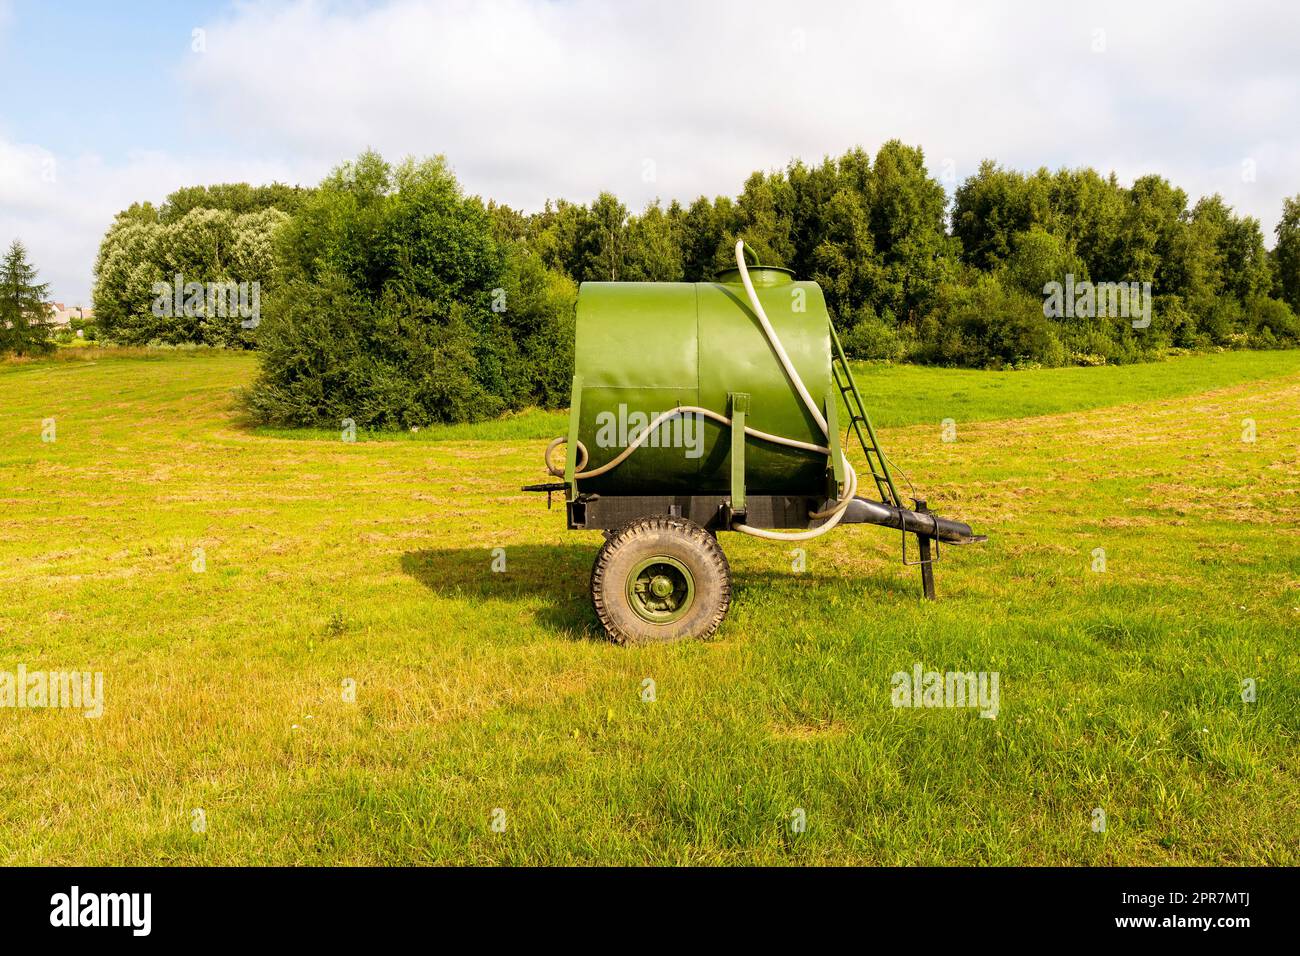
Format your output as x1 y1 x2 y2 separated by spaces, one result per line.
43 302 90 327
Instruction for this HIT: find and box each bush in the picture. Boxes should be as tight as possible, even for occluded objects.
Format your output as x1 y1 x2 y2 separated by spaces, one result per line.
1245 295 1300 345
1202 296 1245 346
922 273 1063 368
243 152 577 428
247 274 495 426
839 306 903 361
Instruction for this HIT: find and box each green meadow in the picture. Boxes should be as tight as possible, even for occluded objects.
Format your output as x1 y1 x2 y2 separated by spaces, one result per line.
1 348 1297 864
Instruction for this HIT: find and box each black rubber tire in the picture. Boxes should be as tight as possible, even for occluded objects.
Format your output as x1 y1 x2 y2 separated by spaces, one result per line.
591 516 731 645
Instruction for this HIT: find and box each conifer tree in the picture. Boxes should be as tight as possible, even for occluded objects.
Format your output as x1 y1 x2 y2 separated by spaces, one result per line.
0 240 54 356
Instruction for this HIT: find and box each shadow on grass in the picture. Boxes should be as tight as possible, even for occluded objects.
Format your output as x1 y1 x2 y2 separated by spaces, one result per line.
401 543 907 642
400 543 603 640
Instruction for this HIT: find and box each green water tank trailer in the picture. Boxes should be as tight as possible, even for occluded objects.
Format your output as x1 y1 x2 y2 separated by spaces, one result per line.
524 241 986 645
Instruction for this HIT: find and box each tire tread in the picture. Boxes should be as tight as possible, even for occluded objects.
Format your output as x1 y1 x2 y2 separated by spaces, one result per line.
591 516 731 645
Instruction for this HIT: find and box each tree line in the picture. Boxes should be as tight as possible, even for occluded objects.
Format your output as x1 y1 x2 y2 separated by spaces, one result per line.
80 142 1300 425
500 144 1300 368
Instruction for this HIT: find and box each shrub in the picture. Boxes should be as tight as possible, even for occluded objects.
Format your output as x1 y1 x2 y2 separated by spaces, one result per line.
1202 296 1245 346
243 152 576 428
923 273 1063 368
1245 295 1299 345
839 306 903 361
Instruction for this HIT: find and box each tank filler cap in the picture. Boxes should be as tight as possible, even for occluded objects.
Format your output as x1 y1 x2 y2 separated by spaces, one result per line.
714 264 795 287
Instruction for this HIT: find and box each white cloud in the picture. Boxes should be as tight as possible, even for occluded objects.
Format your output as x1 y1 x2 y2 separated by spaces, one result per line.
4 0 1300 302
0 139 307 305
180 0 1300 237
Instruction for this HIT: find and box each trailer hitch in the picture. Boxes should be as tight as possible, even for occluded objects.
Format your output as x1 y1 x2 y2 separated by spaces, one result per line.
839 495 986 600
522 481 569 509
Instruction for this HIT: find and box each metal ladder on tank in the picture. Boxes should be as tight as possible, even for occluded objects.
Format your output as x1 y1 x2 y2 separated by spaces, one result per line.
828 320 903 509
828 320 941 597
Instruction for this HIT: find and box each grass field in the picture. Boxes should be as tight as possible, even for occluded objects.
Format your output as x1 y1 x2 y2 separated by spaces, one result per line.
1 348 1297 864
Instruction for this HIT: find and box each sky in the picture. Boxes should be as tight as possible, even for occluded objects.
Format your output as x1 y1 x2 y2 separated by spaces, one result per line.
2 0 1299 304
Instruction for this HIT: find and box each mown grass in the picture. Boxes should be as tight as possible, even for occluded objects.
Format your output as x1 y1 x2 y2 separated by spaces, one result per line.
1 348 1297 865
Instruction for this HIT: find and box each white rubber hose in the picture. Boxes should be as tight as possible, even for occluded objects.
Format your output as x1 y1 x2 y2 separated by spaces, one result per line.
546 406 830 478
546 239 857 541
729 240 856 540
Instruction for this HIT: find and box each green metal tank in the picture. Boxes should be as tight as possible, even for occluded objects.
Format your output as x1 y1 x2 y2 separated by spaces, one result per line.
570 265 832 496
525 243 986 644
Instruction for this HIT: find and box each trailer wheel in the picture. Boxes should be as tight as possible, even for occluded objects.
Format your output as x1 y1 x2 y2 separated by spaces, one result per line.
591 516 731 645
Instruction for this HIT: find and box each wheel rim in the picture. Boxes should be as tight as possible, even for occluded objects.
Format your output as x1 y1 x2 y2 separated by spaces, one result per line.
627 556 695 625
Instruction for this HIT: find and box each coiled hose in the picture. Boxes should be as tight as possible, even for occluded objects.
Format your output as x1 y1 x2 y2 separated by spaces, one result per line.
545 239 857 541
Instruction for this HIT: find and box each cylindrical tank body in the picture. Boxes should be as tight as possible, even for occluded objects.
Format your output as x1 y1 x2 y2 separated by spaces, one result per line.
571 267 831 496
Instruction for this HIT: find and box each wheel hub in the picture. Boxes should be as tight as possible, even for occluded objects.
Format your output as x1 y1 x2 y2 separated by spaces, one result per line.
627 556 695 624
